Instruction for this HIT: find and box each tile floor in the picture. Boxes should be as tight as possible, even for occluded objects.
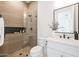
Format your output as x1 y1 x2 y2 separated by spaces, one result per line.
7 46 47 57
7 46 31 57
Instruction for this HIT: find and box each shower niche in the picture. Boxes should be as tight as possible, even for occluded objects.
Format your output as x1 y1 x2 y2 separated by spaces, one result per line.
54 3 79 40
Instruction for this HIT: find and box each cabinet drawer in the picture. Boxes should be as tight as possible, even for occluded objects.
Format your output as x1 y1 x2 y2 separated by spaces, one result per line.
47 48 60 57
47 41 79 56
47 47 73 57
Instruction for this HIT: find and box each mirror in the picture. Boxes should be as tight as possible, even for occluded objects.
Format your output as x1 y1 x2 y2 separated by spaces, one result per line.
54 5 75 33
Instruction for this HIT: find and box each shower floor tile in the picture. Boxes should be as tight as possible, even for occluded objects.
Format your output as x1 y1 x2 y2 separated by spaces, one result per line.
7 46 31 57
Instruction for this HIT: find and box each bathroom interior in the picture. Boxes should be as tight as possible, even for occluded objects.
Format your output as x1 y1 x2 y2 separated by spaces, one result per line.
0 1 79 57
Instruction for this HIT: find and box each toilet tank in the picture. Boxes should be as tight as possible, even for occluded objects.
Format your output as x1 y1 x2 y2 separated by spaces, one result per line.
37 38 47 47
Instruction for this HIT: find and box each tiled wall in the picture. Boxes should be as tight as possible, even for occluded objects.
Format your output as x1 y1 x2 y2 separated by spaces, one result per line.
28 2 38 47
0 1 27 27
0 1 27 54
0 1 37 54
0 33 24 54
25 1 37 47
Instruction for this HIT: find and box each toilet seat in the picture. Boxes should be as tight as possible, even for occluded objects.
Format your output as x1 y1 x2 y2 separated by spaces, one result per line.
31 46 42 53
30 38 47 57
30 46 43 57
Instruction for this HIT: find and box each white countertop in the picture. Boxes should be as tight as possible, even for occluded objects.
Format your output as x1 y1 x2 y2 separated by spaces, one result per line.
46 37 79 47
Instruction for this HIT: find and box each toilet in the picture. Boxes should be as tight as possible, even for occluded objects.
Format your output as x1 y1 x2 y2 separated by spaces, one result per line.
30 39 46 57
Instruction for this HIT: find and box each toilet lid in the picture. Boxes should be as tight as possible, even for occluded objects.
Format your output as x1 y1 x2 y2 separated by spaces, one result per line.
31 46 42 53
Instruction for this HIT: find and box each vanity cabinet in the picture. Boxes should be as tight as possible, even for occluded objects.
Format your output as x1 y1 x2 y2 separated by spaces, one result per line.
47 3 79 57
47 38 79 57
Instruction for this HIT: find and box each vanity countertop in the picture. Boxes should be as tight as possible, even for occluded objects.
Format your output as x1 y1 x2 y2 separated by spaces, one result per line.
46 37 79 47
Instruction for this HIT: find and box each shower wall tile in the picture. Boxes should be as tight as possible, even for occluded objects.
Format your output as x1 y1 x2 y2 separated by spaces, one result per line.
27 2 37 47
0 33 24 54
0 1 37 55
0 1 27 27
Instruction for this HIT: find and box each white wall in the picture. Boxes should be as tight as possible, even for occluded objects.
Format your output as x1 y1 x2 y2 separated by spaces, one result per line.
37 1 54 39
54 0 79 9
